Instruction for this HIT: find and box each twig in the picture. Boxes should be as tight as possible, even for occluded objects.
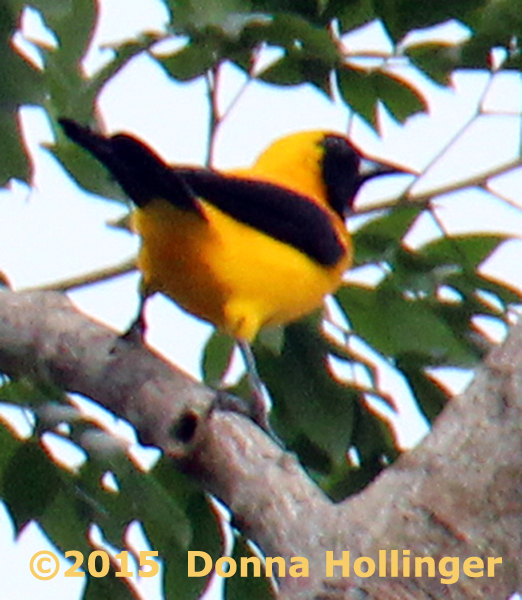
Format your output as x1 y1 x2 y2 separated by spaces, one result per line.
402 72 497 201
205 66 220 168
20 257 137 293
205 58 256 167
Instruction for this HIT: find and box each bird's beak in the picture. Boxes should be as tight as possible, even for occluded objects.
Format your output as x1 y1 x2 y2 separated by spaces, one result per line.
358 158 401 184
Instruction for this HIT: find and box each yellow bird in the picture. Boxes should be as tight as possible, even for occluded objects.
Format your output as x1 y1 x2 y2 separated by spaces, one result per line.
59 119 393 428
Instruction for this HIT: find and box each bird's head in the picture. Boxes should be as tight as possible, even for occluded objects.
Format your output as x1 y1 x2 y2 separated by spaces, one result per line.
251 130 403 219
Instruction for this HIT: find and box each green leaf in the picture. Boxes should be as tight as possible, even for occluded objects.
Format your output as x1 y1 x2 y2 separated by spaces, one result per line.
12 0 74 21
27 1 99 121
71 433 192 550
0 109 32 184
42 0 97 66
329 0 375 32
122 467 193 550
389 246 441 297
2 441 63 531
149 458 222 600
430 301 493 359
337 67 377 125
160 39 220 81
39 485 93 557
373 71 426 122
352 206 421 265
167 0 255 35
338 283 478 365
226 535 275 600
250 0 321 22
91 34 163 94
474 275 522 307
0 422 22 495
323 403 398 500
0 3 46 104
251 12 337 57
374 0 489 41
202 331 236 386
338 67 426 127
243 0 334 27
83 569 135 600
0 2 47 184
256 316 356 472
0 378 66 407
249 13 338 91
396 355 451 422
419 234 507 272
461 0 522 68
260 53 332 92
406 43 460 86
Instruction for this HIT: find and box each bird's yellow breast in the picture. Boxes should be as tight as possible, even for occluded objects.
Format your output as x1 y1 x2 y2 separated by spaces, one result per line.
132 197 350 342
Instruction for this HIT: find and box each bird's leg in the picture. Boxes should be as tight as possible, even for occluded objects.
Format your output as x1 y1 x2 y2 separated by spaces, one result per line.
238 339 267 422
121 283 152 344
238 339 283 445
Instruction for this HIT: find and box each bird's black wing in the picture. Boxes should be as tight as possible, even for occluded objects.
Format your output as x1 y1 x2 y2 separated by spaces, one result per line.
176 168 345 267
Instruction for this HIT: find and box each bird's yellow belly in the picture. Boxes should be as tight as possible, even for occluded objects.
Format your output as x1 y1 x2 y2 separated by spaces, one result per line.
132 199 350 341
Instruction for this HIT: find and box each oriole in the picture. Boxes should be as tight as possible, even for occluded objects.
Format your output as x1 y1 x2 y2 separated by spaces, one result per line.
59 119 393 428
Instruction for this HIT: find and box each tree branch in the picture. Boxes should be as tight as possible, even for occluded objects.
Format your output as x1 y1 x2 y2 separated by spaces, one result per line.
0 289 520 599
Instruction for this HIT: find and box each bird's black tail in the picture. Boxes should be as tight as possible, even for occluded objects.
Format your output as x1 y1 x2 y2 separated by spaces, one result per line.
59 118 199 212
